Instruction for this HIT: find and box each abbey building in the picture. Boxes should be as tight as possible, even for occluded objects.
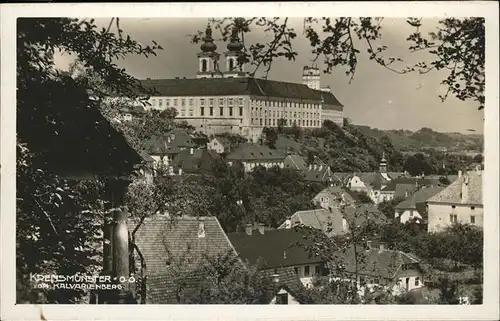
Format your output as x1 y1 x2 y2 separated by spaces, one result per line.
139 25 344 142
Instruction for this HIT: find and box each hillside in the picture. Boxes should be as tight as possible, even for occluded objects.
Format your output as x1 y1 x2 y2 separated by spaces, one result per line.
355 125 483 152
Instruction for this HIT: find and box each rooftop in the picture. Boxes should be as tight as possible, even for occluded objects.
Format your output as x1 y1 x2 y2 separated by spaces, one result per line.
427 170 483 205
226 143 286 161
395 186 445 211
139 78 343 110
227 228 325 269
278 208 346 237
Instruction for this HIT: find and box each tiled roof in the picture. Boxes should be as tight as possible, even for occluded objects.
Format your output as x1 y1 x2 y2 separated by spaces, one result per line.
171 149 221 173
380 177 435 192
227 229 325 269
427 170 483 205
393 184 418 199
342 204 389 228
226 143 286 161
301 166 333 182
283 154 308 170
395 187 445 212
212 136 231 150
144 129 198 155
313 186 357 207
342 246 422 279
128 215 236 303
264 267 307 301
320 91 344 110
279 208 346 237
165 129 198 148
140 78 342 108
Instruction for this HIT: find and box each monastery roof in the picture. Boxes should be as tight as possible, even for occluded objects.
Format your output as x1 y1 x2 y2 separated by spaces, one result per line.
139 77 343 110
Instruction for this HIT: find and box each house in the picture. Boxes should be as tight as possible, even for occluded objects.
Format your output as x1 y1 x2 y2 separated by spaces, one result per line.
206 136 231 154
226 143 286 172
339 241 425 295
312 186 357 210
266 267 307 305
144 129 199 169
228 226 329 288
278 204 388 238
278 208 348 238
170 148 222 175
395 186 445 224
119 104 145 122
283 154 308 170
301 164 335 183
427 169 483 232
370 177 436 205
128 215 237 304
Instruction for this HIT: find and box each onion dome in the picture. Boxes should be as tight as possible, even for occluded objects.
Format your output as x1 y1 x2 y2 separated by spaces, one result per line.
200 25 217 52
227 27 243 52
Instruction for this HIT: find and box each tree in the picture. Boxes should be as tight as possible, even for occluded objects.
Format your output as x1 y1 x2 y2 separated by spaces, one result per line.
403 153 434 176
17 17 162 303
277 118 287 133
262 127 278 149
438 176 451 185
377 198 404 220
198 17 484 110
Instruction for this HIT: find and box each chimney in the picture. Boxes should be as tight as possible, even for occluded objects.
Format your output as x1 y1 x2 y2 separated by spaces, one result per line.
197 219 206 238
167 137 171 143
319 165 323 171
458 170 462 178
366 240 372 249
190 148 194 155
178 168 183 176
378 242 386 252
245 223 253 235
258 223 265 235
461 174 469 203
283 250 287 259
272 273 280 283
308 164 312 170
313 164 317 171
342 218 348 231
405 190 408 198
284 219 292 229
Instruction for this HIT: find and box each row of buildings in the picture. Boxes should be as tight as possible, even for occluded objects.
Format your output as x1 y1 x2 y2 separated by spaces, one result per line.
121 25 344 143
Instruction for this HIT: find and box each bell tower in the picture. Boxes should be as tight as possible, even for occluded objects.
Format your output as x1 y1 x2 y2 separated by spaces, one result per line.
196 25 221 79
224 27 246 78
302 64 321 90
379 152 387 174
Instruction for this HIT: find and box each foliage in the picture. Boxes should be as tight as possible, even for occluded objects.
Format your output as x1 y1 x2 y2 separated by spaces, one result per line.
16 143 108 303
199 17 484 110
17 17 162 303
262 127 278 149
377 198 403 220
403 153 434 176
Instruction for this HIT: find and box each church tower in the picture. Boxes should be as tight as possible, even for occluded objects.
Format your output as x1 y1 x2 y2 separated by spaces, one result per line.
379 152 387 173
224 27 246 78
302 64 321 90
196 25 222 79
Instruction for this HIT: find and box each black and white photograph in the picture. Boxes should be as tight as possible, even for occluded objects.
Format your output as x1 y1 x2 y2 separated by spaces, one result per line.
1 2 499 321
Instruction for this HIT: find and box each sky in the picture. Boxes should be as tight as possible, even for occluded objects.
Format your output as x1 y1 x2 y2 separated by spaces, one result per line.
55 17 485 134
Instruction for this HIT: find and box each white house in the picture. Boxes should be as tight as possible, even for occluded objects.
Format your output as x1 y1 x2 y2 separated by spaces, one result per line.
394 186 444 224
427 170 483 232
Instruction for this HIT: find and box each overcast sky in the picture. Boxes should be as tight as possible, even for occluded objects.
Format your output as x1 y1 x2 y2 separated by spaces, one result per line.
56 17 485 134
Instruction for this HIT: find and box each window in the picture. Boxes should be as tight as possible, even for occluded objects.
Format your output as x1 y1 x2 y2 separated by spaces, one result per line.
451 205 456 209
219 98 225 105
200 107 205 116
304 266 310 277
209 107 214 116
181 99 186 107
201 59 208 72
470 215 476 224
200 99 206 106
238 98 244 106
471 206 475 210
166 99 170 107
315 265 321 276
415 277 420 286
276 293 288 305
209 98 214 106
239 107 243 117
449 214 458 223
189 99 194 106
228 98 234 106
294 267 299 275
219 107 224 116
229 107 233 116
158 100 163 107
173 99 178 106
229 58 235 70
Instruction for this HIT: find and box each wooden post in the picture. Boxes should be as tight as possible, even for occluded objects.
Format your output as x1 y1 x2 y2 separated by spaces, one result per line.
113 208 130 303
